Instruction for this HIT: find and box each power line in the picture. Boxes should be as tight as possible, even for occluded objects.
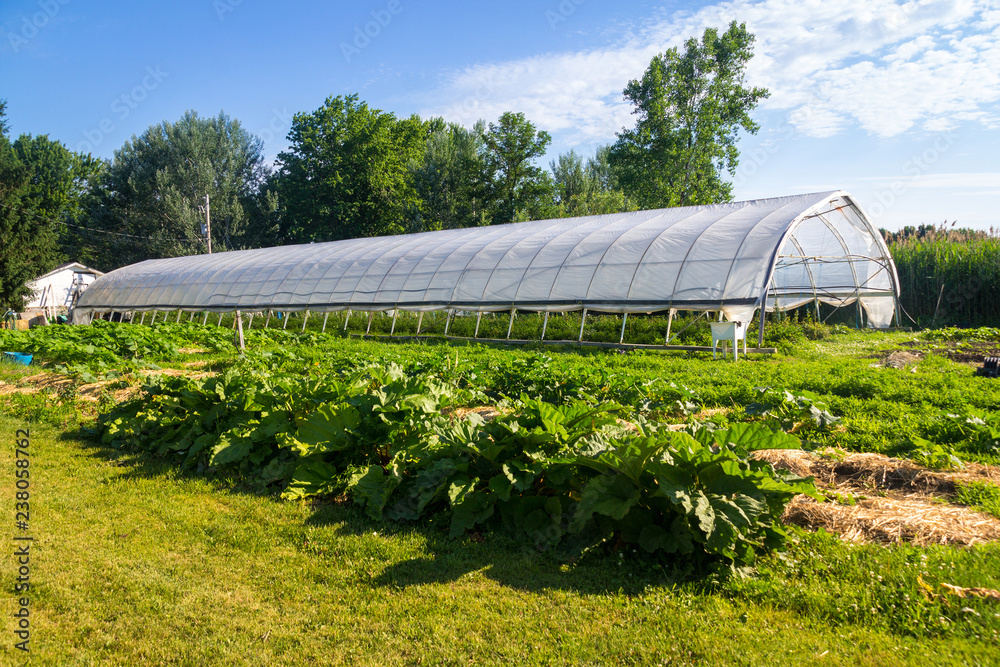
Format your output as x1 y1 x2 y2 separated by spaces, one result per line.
0 200 204 243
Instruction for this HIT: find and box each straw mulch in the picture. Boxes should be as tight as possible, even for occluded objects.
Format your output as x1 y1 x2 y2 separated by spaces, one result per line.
755 449 1000 546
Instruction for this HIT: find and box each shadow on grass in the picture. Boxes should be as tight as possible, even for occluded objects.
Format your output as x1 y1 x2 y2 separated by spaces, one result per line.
66 427 704 596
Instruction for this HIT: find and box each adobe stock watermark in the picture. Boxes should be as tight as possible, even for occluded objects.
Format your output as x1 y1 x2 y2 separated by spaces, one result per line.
256 107 292 146
340 0 403 63
76 66 169 154
546 0 586 30
448 72 499 125
5 0 71 54
213 0 242 21
732 108 812 188
865 130 957 220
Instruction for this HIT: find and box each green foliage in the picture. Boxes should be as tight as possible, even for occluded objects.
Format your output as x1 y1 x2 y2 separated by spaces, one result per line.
80 110 274 270
481 111 554 224
744 387 841 432
890 227 1000 326
408 119 489 232
953 481 1000 520
95 346 814 567
0 115 98 308
609 21 769 208
277 94 426 243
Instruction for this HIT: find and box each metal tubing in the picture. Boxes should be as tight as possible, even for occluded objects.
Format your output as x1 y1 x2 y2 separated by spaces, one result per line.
139 312 147 325
416 311 423 334
444 309 453 335
150 312 157 325
390 309 398 335
619 313 628 344
474 311 482 338
506 308 515 340
366 311 373 334
264 310 271 328
283 312 289 330
301 310 310 333
541 312 549 340
217 313 224 326
202 312 208 325
578 308 587 342
322 312 329 333
664 308 674 345
176 310 183 323
343 309 352 331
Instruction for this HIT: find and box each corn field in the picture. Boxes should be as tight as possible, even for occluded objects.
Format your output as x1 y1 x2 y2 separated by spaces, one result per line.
889 225 1000 326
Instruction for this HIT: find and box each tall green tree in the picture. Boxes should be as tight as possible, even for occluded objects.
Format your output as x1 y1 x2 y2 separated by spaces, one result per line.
13 134 102 263
277 94 425 243
83 110 274 270
0 102 100 308
609 21 769 209
408 119 489 232
481 112 555 224
549 146 636 218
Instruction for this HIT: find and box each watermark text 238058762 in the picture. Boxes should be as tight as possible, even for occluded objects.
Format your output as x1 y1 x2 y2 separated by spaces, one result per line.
13 429 32 654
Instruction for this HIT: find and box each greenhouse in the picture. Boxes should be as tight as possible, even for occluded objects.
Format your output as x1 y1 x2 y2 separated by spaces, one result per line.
72 190 900 343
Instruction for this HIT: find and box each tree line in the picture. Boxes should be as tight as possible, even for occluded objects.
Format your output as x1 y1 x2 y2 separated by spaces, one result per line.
0 22 766 309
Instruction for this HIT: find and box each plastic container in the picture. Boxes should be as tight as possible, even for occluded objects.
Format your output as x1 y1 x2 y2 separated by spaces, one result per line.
2 352 32 366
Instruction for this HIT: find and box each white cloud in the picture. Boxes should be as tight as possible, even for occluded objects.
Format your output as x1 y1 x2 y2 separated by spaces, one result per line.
417 0 1000 142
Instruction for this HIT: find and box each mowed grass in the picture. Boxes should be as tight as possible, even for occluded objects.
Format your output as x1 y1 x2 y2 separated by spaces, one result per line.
1 416 999 665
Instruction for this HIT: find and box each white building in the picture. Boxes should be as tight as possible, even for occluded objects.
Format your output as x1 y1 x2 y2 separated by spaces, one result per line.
25 263 104 318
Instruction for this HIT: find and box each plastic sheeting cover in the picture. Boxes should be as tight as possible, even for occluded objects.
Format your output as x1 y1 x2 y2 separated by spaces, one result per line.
74 190 898 324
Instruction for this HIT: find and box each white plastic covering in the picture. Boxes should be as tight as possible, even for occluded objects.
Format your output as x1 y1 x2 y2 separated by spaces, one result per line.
73 191 899 326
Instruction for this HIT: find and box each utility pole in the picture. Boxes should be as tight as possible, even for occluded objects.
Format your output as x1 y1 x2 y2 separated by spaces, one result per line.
204 194 212 254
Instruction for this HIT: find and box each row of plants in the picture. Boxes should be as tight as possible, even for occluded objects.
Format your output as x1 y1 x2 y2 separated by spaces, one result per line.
96 352 820 566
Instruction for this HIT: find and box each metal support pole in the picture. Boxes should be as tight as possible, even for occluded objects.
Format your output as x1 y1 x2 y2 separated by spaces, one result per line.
366 311 374 334
619 313 628 344
247 313 255 329
264 310 271 328
474 311 482 338
202 312 208 325
416 312 423 334
506 307 516 340
541 312 549 340
664 308 675 345
235 311 245 351
322 312 329 333
150 311 157 325
390 309 398 335
444 309 453 335
217 312 224 326
139 312 147 325
301 310 310 333
189 312 195 322
177 310 183 323
343 309 352 331
283 312 289 330
757 305 766 349
578 308 587 342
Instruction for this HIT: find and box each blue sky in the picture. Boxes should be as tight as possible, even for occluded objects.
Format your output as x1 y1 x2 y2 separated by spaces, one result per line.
2 0 998 231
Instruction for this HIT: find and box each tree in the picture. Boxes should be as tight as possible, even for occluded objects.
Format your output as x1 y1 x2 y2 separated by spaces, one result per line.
481 112 554 224
550 146 637 218
0 136 37 309
0 102 101 308
82 110 274 270
609 21 769 209
276 94 425 243
13 134 102 264
408 119 489 232
0 99 8 136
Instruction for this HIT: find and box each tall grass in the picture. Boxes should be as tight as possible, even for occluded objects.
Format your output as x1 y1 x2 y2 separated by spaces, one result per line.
889 225 1000 326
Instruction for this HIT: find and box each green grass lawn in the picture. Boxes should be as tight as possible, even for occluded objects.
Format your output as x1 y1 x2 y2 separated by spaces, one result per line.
2 323 1000 664
1 416 998 665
